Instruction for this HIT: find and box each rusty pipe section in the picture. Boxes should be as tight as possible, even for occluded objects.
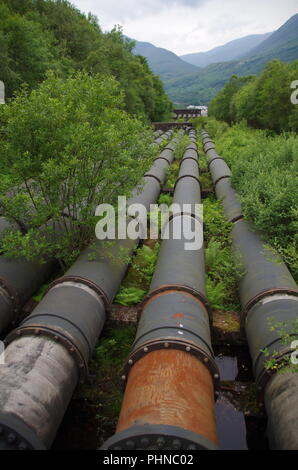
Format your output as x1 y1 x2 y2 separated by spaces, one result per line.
102 129 220 451
0 133 182 450
202 130 298 449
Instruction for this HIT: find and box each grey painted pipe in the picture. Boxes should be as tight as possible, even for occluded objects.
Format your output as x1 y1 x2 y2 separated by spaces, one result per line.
0 256 55 335
0 133 181 450
102 131 219 451
208 158 232 186
0 218 70 335
202 130 298 449
215 178 243 222
0 131 175 336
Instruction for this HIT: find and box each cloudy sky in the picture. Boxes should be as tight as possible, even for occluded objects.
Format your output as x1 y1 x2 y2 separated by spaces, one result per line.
72 0 298 55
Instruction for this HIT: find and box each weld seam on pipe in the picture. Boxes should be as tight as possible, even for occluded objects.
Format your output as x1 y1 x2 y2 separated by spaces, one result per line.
174 174 201 191
242 288 298 321
141 284 211 321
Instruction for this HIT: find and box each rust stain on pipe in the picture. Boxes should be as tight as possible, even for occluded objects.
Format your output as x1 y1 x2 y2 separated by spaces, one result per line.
117 349 218 445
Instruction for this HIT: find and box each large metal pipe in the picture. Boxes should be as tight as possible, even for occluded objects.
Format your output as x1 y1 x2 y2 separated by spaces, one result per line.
202 130 298 449
0 130 173 335
0 133 181 450
0 218 72 335
102 130 219 451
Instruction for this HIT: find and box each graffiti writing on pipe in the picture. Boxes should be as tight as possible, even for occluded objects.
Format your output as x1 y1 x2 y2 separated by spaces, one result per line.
95 197 203 250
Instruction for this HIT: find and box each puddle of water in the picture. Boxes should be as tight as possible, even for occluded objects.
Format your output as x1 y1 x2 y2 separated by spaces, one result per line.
216 355 238 380
214 348 268 450
215 396 248 450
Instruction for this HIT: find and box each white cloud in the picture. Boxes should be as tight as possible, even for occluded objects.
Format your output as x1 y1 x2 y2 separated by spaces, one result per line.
71 0 298 55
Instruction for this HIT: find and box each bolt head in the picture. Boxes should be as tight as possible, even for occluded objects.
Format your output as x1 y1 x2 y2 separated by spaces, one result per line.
18 442 27 450
172 439 181 450
140 437 149 448
157 437 165 448
125 440 135 450
7 433 16 444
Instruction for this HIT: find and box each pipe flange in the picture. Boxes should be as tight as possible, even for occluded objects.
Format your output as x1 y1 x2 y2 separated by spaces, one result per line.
141 284 212 321
4 324 88 384
167 207 203 224
256 346 297 402
154 156 172 165
230 215 244 224
143 173 162 185
242 288 298 326
213 175 231 187
203 139 214 147
0 413 46 450
121 338 220 396
179 156 198 167
0 276 20 316
101 424 219 450
173 174 201 191
207 156 224 169
47 275 111 314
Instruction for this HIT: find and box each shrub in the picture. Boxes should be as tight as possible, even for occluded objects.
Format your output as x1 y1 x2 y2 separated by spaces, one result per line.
0 72 154 266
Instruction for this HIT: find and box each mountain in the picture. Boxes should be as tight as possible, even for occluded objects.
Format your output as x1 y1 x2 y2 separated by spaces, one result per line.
180 33 272 67
165 13 298 105
245 13 298 57
132 41 198 81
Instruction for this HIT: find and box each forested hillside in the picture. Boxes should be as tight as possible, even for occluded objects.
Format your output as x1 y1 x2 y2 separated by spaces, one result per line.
208 59 298 132
132 40 198 81
165 14 298 105
0 0 172 121
180 33 271 67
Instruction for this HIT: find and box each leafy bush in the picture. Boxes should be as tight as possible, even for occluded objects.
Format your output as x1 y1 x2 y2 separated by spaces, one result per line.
114 286 146 306
0 72 154 265
214 122 298 280
209 59 298 133
0 0 172 121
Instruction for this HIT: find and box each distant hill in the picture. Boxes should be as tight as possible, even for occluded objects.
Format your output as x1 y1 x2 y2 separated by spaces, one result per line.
132 41 198 81
244 13 298 57
180 33 271 67
165 13 298 105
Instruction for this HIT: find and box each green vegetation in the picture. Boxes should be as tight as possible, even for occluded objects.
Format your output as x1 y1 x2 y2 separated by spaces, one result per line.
0 72 154 266
262 318 298 374
180 33 271 68
81 325 136 446
203 119 298 281
203 192 240 312
209 59 298 132
0 0 172 121
164 15 298 105
114 243 160 305
133 40 198 81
